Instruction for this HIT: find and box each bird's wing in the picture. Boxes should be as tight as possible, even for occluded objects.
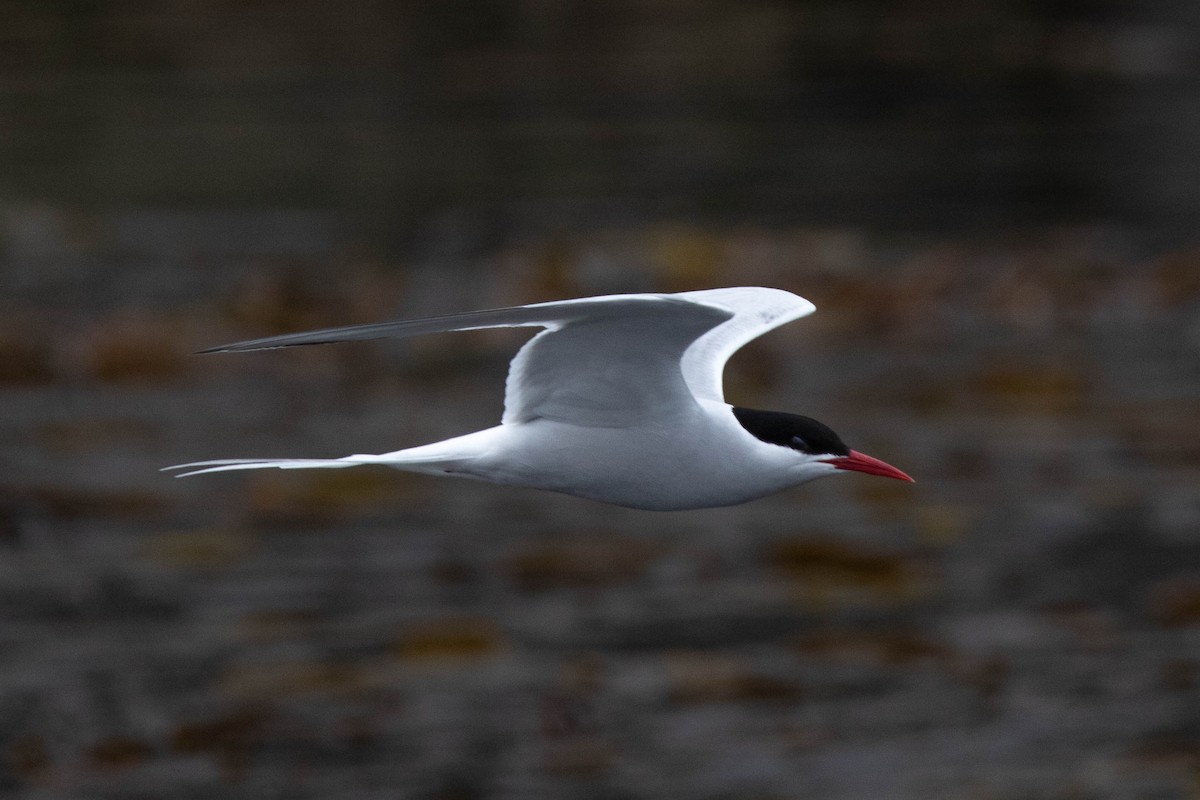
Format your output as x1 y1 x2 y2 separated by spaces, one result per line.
672 287 815 403
196 296 658 353
201 287 814 427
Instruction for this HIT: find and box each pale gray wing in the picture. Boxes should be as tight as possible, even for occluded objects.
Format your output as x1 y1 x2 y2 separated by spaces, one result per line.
201 292 730 427
198 295 661 353
199 287 813 428
499 287 814 424
499 298 729 426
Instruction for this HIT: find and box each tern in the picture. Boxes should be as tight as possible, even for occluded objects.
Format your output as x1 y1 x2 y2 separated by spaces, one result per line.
166 287 912 510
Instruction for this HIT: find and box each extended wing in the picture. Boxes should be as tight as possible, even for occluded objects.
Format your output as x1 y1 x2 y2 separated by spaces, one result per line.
198 294 667 353
200 287 814 427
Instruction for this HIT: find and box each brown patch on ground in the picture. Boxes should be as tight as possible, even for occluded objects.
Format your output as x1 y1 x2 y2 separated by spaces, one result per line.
219 660 365 700
79 312 191 383
854 478 916 520
393 617 505 663
172 707 271 779
5 733 51 782
87 736 154 771
913 503 972 545
764 537 932 608
13 485 169 520
37 418 159 454
144 529 253 570
791 628 950 665
246 468 419 524
1150 578 1200 627
666 653 803 705
542 739 617 777
973 361 1088 415
0 320 55 385
508 534 658 592
238 609 325 642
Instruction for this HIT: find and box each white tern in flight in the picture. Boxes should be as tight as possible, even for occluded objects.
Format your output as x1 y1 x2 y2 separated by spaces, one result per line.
167 287 913 510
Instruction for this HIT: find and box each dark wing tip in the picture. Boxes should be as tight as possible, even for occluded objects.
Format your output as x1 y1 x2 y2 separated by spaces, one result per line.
195 341 261 355
194 341 319 355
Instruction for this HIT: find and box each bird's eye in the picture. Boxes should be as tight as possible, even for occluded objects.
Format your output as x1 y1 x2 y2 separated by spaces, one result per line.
790 435 810 452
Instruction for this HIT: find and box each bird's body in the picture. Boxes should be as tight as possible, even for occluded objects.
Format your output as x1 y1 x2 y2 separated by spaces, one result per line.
168 287 912 510
369 403 807 510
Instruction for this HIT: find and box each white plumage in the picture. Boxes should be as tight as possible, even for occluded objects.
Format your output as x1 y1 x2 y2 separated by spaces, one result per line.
166 287 911 510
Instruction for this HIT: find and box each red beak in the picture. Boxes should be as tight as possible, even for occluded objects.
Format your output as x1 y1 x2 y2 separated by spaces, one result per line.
826 450 914 482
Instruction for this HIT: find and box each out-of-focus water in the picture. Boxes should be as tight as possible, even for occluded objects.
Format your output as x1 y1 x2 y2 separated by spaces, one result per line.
2 3 1199 797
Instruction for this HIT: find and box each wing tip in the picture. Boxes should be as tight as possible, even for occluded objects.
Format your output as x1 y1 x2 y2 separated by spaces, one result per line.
194 340 307 354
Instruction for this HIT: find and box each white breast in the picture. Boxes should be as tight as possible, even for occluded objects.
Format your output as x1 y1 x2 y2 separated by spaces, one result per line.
464 403 808 510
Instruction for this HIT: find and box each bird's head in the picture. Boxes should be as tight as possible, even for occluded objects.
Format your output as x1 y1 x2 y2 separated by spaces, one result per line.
731 407 913 483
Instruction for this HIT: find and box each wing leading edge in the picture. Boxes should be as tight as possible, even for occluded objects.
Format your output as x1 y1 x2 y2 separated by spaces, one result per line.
198 287 815 425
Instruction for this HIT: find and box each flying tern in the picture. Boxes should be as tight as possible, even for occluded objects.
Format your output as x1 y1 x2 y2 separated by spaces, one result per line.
166 287 912 510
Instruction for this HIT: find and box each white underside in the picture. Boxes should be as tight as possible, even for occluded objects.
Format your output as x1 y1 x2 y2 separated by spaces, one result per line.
171 402 835 511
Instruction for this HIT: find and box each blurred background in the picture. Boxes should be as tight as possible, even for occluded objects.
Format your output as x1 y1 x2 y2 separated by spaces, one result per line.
2 2 1200 798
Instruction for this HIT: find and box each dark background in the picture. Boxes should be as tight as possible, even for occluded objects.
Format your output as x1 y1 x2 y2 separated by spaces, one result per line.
2 2 1199 798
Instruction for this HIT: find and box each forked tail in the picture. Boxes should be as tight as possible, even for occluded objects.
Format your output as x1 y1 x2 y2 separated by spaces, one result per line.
162 455 387 477
164 428 501 479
